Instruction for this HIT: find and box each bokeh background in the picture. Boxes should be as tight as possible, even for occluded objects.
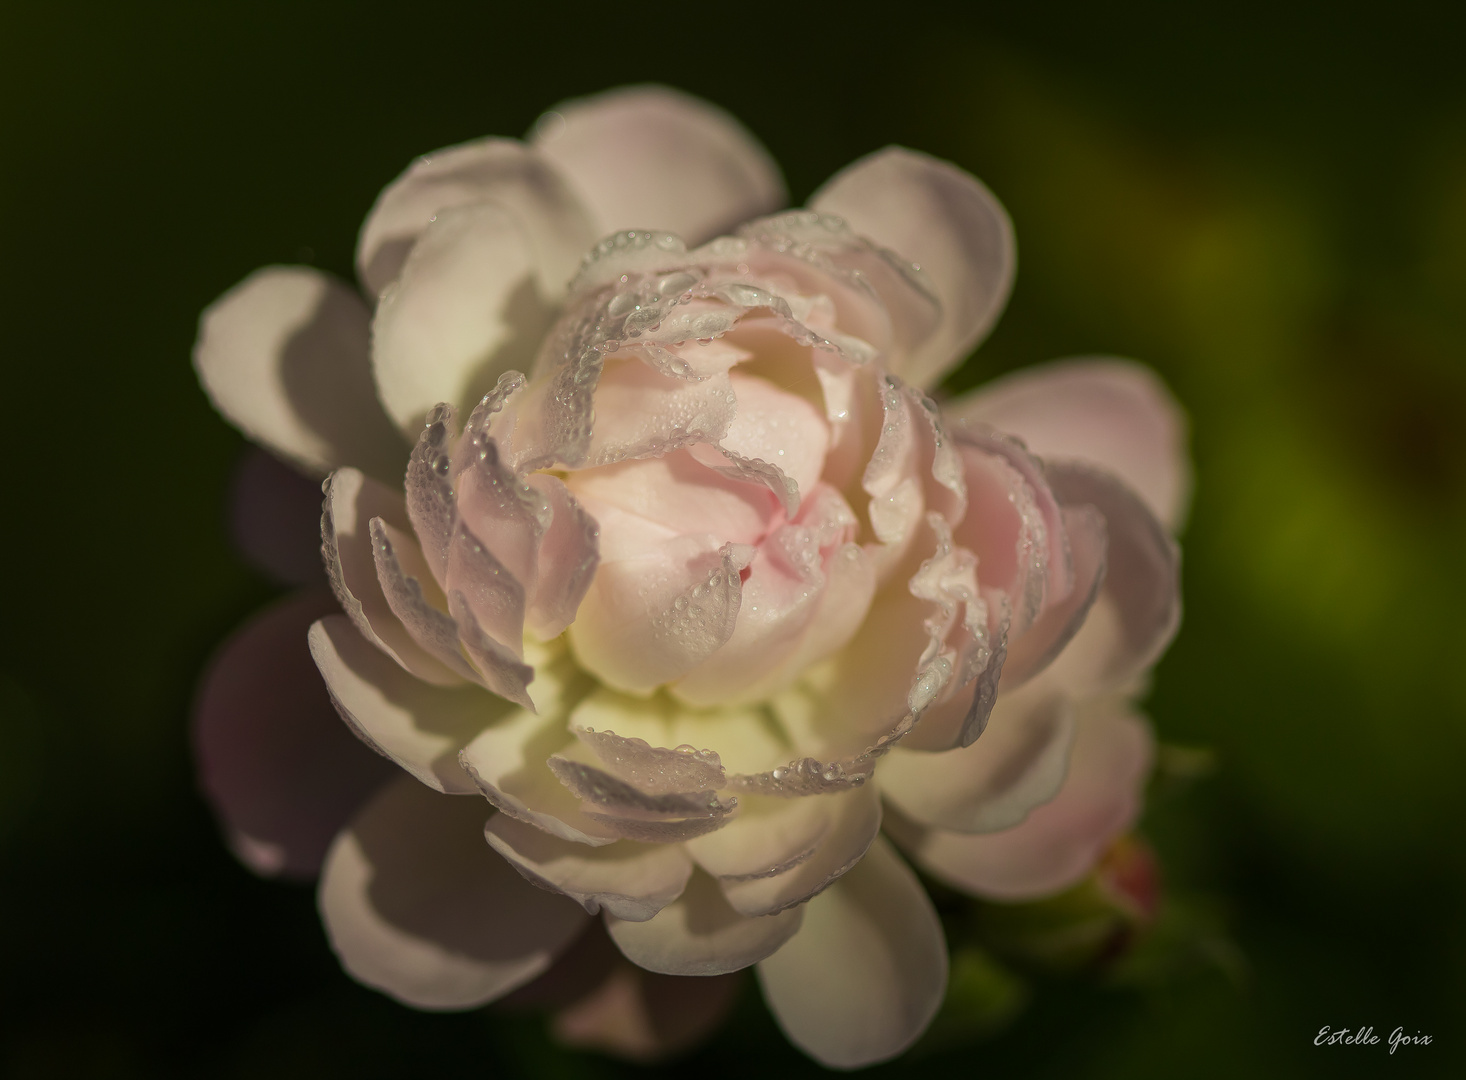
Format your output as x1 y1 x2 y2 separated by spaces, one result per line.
3 1 1463 1076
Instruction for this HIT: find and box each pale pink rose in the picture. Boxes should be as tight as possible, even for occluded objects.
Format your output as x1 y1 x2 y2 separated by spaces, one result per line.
193 86 1187 1068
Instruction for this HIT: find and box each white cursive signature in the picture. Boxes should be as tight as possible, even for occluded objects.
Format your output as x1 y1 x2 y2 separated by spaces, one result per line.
1314 1027 1433 1055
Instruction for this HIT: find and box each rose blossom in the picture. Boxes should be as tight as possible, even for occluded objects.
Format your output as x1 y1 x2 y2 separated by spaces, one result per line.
193 86 1186 1068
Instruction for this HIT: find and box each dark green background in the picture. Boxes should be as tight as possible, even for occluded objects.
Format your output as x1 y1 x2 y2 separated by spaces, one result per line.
2 1 1463 1076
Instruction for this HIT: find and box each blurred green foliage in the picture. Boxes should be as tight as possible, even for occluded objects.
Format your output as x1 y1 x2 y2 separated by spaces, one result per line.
1 1 1462 1077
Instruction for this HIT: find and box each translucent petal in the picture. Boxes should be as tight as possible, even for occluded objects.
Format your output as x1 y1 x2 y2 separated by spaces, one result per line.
369 518 479 683
444 520 528 658
523 474 599 640
403 403 458 587
572 727 726 794
322 469 463 686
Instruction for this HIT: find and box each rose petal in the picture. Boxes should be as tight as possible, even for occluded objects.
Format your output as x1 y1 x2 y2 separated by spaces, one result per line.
444 520 528 658
605 870 803 976
673 486 873 708
193 591 396 878
719 371 830 503
532 85 785 244
569 688 790 778
567 536 753 694
308 615 507 794
318 774 589 1009
774 583 931 762
546 756 733 825
583 357 738 466
447 591 536 711
953 441 1048 635
945 358 1191 529
357 137 595 299
735 212 943 360
195 266 406 479
484 814 694 922
756 836 947 1069
887 700 1153 900
524 474 600 639
452 436 546 594
229 447 328 587
403 403 459 587
812 148 1015 389
1001 504 1106 688
723 537 875 705
372 202 565 436
687 785 882 918
369 518 481 684
957 429 1072 606
572 727 726 794
322 468 464 687
733 220 898 352
878 686 1076 834
1043 463 1181 694
570 450 774 550
861 378 925 575
457 704 620 847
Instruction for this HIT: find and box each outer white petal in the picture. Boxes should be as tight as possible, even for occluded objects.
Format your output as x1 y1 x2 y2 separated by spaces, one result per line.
318 775 588 1010
757 837 947 1069
371 201 579 436
879 686 1075 834
686 785 882 917
888 701 1153 900
533 85 786 243
485 814 693 922
356 137 595 298
457 705 620 847
946 358 1191 530
195 266 406 479
812 148 1015 389
308 615 507 794
605 870 802 976
1041 462 1181 695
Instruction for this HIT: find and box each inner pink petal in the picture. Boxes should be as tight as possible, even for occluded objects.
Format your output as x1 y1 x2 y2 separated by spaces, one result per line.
721 371 830 501
568 449 776 547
